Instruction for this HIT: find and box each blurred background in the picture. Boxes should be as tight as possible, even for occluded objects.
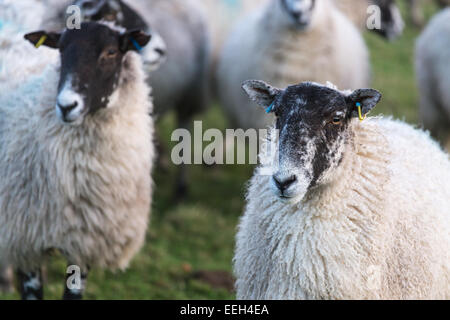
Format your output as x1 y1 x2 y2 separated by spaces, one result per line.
0 0 447 299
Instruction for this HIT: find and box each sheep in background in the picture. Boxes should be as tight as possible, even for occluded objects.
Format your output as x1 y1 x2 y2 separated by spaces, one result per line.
0 0 61 293
334 0 404 39
0 22 154 299
55 0 210 196
235 80 450 299
217 0 370 130
415 8 450 150
199 0 266 67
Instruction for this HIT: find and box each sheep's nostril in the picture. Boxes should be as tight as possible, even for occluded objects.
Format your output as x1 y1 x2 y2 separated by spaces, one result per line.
273 175 297 192
58 101 78 118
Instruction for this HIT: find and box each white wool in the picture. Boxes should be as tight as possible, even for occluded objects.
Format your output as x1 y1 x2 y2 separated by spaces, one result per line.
120 0 211 116
235 117 450 299
415 8 450 148
216 0 370 130
0 0 60 91
0 52 155 271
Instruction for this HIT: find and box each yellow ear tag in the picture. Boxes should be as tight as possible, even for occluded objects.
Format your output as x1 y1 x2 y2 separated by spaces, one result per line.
35 35 47 48
356 102 366 122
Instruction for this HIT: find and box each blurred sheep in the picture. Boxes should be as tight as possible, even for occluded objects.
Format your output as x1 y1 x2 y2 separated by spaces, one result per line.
415 8 450 149
217 0 370 130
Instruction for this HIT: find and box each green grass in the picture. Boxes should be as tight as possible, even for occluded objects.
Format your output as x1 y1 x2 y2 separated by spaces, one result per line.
0 1 441 300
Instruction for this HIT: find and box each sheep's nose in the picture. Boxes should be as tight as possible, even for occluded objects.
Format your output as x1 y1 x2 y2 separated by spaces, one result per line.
290 11 302 20
57 101 78 119
273 174 297 193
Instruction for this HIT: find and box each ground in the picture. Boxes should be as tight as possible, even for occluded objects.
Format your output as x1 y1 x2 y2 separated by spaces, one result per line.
0 0 442 299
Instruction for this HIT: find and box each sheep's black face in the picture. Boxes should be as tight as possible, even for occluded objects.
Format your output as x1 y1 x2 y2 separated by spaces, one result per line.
281 0 316 28
73 0 167 71
242 80 381 203
25 22 150 125
371 0 404 39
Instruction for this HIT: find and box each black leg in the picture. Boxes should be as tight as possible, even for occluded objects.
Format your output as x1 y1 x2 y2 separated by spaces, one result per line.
174 117 190 200
63 265 88 300
16 269 43 300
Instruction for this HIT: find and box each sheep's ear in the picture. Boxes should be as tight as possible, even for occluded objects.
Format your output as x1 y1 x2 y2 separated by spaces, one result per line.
242 80 281 112
24 31 61 49
120 30 151 52
346 88 382 117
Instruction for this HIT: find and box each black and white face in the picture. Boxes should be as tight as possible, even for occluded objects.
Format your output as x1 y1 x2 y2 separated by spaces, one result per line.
371 0 404 39
25 22 150 125
242 80 382 203
73 0 166 70
281 0 316 28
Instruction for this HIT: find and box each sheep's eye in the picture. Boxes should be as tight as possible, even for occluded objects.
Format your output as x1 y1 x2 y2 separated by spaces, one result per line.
331 117 341 125
107 49 117 57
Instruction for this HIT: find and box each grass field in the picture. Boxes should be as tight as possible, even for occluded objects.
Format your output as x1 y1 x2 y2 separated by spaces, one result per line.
0 0 442 300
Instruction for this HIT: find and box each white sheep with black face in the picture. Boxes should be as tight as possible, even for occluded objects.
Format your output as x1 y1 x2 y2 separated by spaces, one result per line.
216 0 370 130
0 22 154 300
415 8 450 150
234 80 450 300
54 0 210 196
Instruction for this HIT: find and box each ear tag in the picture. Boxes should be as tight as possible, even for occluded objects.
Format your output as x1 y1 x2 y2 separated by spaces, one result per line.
35 35 47 48
266 102 274 114
130 37 143 51
356 102 366 121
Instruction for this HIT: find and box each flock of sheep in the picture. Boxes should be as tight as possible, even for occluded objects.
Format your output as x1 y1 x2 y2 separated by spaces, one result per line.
0 0 449 300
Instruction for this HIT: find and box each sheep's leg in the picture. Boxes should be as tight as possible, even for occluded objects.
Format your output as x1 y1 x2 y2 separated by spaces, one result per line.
409 0 425 27
175 116 189 200
63 264 89 300
16 268 43 300
0 264 14 293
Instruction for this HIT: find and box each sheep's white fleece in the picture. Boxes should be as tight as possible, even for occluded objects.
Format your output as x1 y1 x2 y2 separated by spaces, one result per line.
217 0 370 130
235 118 450 299
0 0 59 91
0 52 154 271
333 0 370 29
415 8 450 148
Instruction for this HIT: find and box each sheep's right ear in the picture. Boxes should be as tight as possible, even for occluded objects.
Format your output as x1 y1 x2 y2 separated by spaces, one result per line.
24 31 61 49
242 80 281 112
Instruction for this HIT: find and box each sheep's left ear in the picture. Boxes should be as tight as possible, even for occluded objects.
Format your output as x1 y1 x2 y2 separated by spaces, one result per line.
346 88 382 117
120 30 151 52
24 31 61 49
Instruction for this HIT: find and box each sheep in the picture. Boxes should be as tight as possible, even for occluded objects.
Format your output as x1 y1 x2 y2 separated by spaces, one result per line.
334 0 404 39
217 0 370 130
415 8 450 150
0 21 155 300
50 0 210 196
199 0 266 67
234 79 450 300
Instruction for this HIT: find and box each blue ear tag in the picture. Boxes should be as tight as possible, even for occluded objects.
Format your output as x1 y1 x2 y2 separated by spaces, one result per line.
266 102 274 114
130 37 142 51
